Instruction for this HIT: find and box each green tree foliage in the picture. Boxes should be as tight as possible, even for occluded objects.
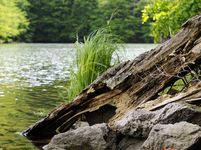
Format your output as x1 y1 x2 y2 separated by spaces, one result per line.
0 0 154 43
26 0 152 43
27 0 99 43
142 0 201 42
99 0 152 42
0 0 28 43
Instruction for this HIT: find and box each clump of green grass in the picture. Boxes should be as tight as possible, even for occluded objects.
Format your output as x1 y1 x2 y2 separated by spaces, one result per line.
67 28 121 101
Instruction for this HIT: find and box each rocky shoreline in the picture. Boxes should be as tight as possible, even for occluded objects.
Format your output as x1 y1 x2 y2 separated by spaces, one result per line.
44 102 201 150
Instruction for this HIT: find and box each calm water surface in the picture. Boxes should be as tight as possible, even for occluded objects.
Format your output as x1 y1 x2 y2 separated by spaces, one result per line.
0 44 156 149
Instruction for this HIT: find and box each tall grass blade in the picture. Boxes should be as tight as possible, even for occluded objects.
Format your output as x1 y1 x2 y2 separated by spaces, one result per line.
67 28 121 101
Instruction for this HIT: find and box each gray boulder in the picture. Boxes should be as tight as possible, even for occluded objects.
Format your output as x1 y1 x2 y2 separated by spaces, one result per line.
70 121 89 130
44 123 109 150
115 102 200 137
142 122 201 150
115 109 155 137
117 136 145 150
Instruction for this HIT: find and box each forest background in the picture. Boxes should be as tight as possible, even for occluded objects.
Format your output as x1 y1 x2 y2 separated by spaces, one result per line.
0 0 200 44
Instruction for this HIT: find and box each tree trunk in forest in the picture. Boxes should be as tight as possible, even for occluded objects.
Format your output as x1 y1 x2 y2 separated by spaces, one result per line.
23 15 201 146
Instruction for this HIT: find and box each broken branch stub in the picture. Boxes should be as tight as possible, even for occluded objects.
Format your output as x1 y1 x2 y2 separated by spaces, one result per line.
23 15 201 144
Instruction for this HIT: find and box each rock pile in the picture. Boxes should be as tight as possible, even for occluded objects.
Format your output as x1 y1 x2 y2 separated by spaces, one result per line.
44 102 201 150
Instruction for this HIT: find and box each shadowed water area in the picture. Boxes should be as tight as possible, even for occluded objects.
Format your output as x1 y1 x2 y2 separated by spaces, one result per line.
0 44 156 149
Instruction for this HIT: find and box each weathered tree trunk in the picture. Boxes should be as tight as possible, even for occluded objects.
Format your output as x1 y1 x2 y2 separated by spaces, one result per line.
23 15 201 146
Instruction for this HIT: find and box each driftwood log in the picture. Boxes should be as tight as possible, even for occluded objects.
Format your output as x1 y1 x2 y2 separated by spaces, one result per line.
23 15 201 146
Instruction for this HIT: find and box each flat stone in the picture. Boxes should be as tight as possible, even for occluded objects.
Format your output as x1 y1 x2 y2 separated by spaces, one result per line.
142 122 201 150
114 102 200 137
44 123 109 150
117 136 145 150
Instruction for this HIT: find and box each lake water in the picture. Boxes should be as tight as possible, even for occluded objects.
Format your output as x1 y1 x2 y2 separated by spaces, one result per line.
0 44 156 149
